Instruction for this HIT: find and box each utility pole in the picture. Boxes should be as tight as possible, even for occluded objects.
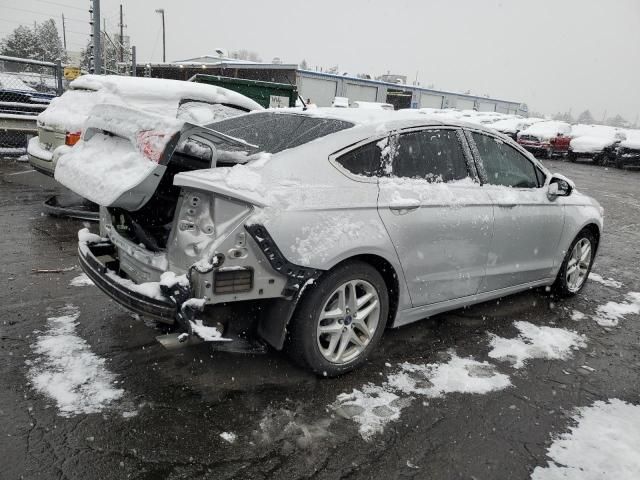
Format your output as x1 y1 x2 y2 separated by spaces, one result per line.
155 9 166 63
131 45 136 76
90 0 102 74
118 4 124 62
61 13 67 51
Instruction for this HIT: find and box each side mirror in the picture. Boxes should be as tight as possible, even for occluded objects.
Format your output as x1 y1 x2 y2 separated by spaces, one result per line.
547 176 572 200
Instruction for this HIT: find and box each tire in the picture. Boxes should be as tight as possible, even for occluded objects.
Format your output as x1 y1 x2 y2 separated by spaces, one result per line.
286 261 389 377
615 157 625 169
593 154 604 166
546 148 554 159
568 151 577 163
552 229 597 297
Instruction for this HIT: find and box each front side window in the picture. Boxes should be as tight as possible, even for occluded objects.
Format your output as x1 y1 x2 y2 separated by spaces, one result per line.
389 129 469 182
471 132 540 188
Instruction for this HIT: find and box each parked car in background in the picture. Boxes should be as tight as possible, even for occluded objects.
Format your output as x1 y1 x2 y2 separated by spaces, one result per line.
0 73 55 115
614 129 640 169
568 125 626 165
488 117 544 140
27 75 262 177
517 121 572 157
0 73 55 150
350 101 394 110
55 107 603 375
332 96 349 108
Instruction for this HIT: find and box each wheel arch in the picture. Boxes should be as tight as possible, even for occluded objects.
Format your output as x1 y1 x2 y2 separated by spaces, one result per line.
328 253 401 330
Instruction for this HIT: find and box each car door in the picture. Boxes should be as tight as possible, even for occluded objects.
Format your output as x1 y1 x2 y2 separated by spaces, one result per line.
467 130 565 292
376 127 494 307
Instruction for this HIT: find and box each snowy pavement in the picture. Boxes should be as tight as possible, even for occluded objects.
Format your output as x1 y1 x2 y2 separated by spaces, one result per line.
1 158 639 479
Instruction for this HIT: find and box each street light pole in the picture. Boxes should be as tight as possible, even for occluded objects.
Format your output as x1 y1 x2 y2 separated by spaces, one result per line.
155 8 166 63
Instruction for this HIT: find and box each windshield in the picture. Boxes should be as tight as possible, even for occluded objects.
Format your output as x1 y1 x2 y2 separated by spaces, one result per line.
207 111 354 154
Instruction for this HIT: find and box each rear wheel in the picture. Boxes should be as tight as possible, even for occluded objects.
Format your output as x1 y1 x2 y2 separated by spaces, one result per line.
615 157 625 169
568 151 577 163
552 230 597 297
286 261 389 376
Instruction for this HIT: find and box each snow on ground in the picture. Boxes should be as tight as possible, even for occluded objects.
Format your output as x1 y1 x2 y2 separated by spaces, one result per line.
332 352 510 441
219 432 237 444
69 273 94 287
588 272 623 288
570 310 586 321
532 399 640 480
488 321 586 369
27 305 124 417
593 292 640 327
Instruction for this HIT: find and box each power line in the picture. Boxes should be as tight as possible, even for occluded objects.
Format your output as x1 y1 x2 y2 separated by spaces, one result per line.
30 0 87 11
0 4 86 23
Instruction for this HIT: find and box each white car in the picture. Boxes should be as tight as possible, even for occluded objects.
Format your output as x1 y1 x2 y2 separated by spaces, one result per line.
27 75 262 176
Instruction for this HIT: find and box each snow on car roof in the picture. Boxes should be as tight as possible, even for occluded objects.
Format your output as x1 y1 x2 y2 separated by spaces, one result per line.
70 75 262 112
38 74 263 132
520 120 571 138
268 107 505 134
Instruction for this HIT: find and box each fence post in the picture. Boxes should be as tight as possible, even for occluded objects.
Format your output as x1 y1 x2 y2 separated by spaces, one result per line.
55 59 63 95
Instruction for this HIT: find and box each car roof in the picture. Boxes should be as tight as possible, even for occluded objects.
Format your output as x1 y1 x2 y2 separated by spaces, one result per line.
266 107 504 136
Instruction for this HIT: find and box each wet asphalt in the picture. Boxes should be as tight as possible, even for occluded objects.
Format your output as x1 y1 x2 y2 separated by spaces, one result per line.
1 158 639 480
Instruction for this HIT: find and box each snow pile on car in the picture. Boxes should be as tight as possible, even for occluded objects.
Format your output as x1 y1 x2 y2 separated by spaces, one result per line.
518 121 571 141
570 124 624 153
487 116 544 135
620 128 640 150
54 104 183 206
37 74 262 132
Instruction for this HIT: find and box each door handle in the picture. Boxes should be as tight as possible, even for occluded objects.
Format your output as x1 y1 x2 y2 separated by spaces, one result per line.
389 204 421 214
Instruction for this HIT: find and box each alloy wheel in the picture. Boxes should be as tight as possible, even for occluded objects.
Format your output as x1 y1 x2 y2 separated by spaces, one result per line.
566 238 592 292
316 279 381 364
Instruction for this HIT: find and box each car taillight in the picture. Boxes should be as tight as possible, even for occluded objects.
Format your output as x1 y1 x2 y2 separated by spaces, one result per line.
65 131 81 146
136 130 172 163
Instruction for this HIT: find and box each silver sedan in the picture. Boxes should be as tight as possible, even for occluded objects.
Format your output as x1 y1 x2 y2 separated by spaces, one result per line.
58 107 603 376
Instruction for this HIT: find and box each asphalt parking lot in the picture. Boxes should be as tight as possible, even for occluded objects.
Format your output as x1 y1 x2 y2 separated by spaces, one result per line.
1 158 639 480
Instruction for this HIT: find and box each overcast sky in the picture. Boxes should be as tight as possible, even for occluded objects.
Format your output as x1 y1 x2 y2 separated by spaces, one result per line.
2 0 639 120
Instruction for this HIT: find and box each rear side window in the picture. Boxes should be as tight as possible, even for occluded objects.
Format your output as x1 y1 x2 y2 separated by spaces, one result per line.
207 112 353 154
336 142 382 176
472 133 540 188
390 129 469 182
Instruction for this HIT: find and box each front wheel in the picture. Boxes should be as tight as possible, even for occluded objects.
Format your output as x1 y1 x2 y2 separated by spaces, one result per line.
552 230 597 297
286 261 389 377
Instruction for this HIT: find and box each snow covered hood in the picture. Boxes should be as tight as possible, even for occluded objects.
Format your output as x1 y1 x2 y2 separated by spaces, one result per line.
570 136 617 153
38 74 263 132
570 125 624 153
518 121 571 140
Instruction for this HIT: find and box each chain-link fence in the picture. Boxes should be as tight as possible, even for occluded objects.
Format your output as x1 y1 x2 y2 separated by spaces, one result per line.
0 55 63 156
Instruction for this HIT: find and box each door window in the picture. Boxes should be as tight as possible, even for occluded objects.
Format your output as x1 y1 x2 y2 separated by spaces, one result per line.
390 129 469 182
471 132 540 188
335 141 382 177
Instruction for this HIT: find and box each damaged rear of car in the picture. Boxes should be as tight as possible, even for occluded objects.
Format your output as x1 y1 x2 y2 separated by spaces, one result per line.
58 105 357 361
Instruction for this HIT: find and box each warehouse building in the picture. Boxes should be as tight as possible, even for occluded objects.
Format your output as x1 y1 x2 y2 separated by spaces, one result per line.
138 56 528 116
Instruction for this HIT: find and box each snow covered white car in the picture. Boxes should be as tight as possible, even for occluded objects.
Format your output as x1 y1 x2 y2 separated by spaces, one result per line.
28 75 262 176
56 106 604 376
568 125 626 165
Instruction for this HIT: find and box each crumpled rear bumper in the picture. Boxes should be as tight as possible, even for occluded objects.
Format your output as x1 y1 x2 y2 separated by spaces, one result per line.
78 241 177 323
